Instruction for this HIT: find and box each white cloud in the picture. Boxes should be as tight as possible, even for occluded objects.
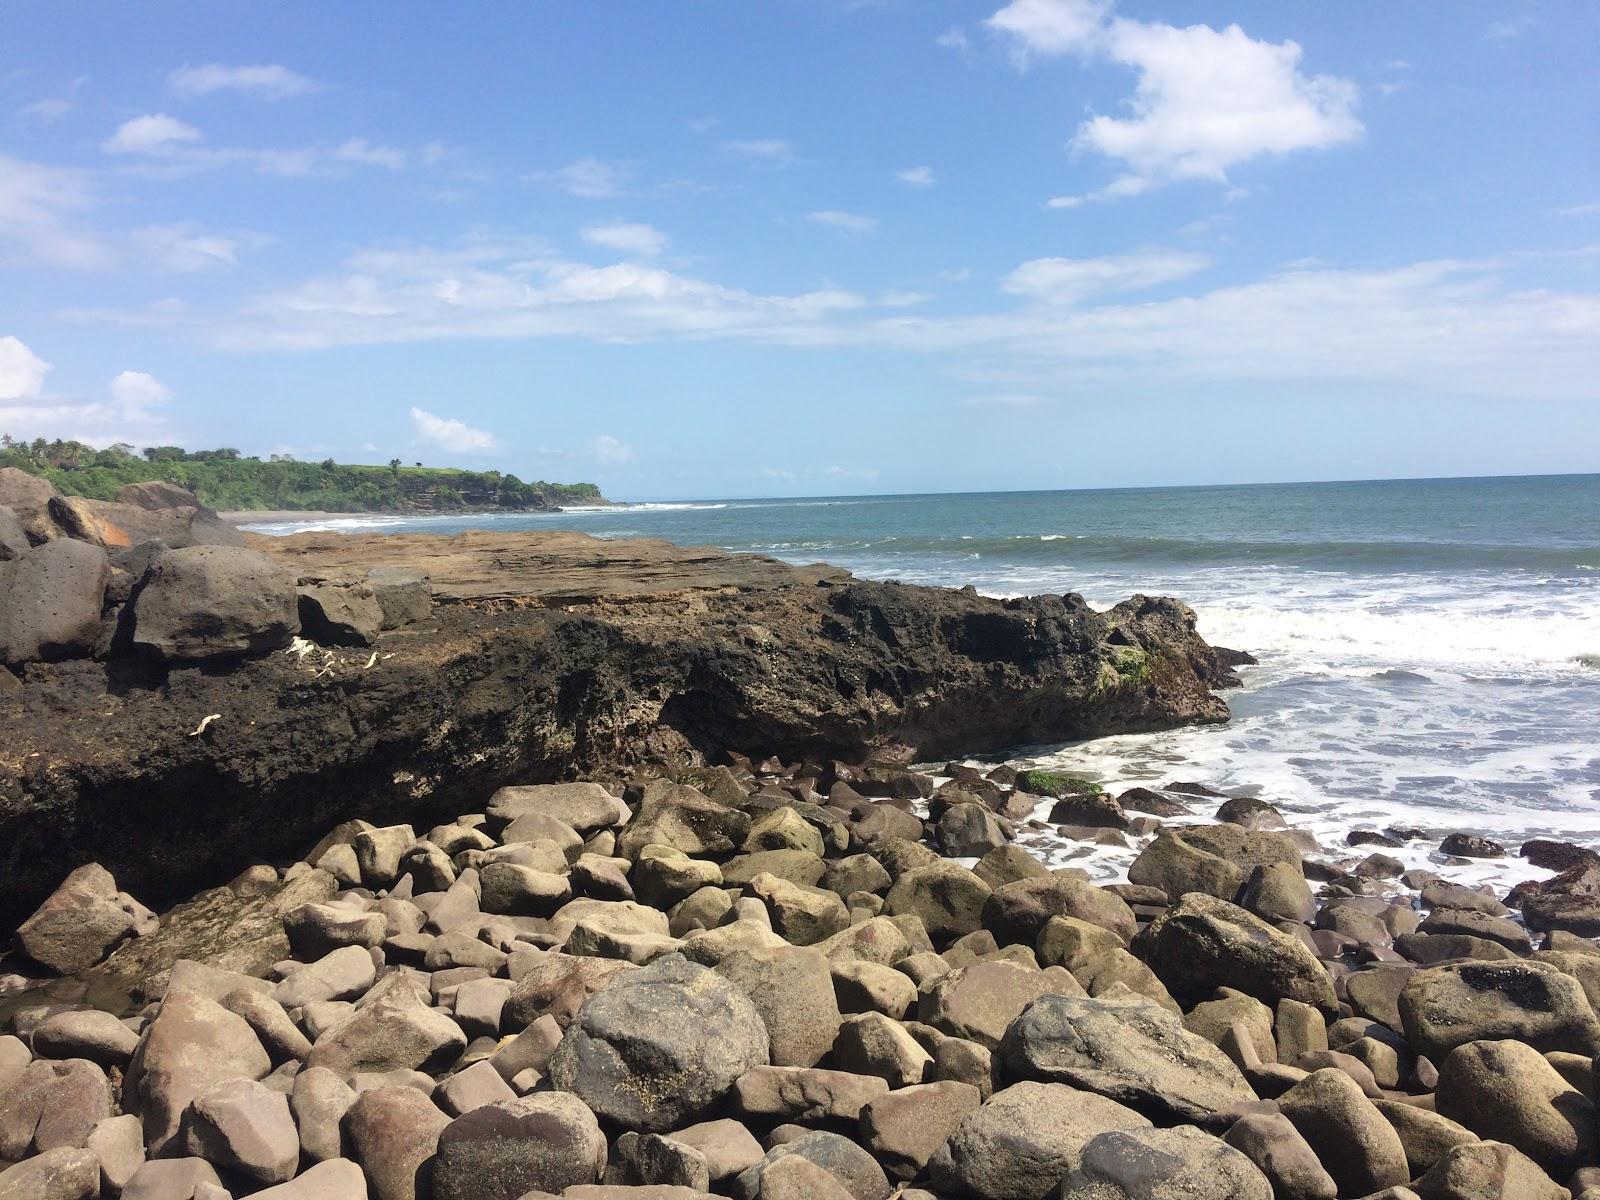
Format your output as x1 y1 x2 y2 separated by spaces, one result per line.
807 210 878 234
590 434 635 465
581 223 668 257
529 157 629 198
960 393 1042 408
1554 202 1600 218
986 0 1111 61
0 356 175 446
0 337 51 401
723 139 794 163
1002 250 1210 303
108 371 171 419
168 63 319 99
896 166 935 187
409 406 498 454
131 224 249 272
987 0 1361 197
936 27 971 52
1484 18 1533 41
23 98 73 121
102 113 203 156
335 138 407 170
0 155 110 269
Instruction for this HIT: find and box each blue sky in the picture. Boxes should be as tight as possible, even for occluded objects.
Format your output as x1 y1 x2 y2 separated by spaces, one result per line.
1 1 1596 499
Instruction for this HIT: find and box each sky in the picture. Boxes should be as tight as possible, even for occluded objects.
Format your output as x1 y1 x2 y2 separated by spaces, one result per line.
1 1 1597 500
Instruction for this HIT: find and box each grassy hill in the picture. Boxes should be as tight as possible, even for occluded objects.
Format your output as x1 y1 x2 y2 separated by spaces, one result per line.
0 436 605 513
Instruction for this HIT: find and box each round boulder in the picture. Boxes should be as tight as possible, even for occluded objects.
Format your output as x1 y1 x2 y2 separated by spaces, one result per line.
432 1093 606 1200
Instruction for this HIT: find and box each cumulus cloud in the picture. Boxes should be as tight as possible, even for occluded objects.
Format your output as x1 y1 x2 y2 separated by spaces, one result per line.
896 166 935 187
582 223 668 257
168 63 319 99
987 0 1362 199
0 336 51 401
410 406 499 454
1002 250 1210 303
807 210 878 234
590 434 635 465
102 113 204 156
0 348 175 445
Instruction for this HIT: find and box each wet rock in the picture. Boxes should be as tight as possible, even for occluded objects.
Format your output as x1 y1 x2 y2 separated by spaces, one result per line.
0 538 110 666
433 1093 606 1200
1060 1125 1273 1200
927 1080 1150 1200
548 953 768 1132
996 991 1255 1123
1277 1068 1409 1197
1137 893 1337 1014
1440 833 1506 859
14 863 142 973
130 544 301 660
1436 1037 1598 1178
1399 960 1600 1059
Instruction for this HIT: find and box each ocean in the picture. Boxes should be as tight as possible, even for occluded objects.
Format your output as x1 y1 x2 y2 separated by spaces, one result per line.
246 474 1600 890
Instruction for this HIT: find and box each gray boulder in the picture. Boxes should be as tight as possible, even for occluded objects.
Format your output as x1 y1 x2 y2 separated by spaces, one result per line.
859 1080 981 1181
31 1008 141 1067
1414 1139 1568 1200
366 566 432 628
0 1146 101 1200
1436 1037 1598 1178
918 959 1082 1049
548 953 769 1131
178 1077 300 1186
619 781 751 859
1277 1068 1409 1197
1399 960 1600 1059
0 506 28 560
883 861 992 945
432 1093 606 1200
1137 893 1337 1014
996 991 1255 1123
307 970 467 1077
298 581 384 647
714 944 841 1068
487 782 626 837
13 862 142 972
131 544 300 659
734 1129 890 1200
1059 1126 1273 1199
982 874 1137 946
0 538 110 665
927 1080 1151 1200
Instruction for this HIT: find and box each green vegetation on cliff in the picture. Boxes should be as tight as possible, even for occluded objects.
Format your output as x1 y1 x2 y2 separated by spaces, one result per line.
0 436 604 513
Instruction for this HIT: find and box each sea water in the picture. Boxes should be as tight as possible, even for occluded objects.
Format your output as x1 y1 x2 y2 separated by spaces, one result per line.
246 474 1600 889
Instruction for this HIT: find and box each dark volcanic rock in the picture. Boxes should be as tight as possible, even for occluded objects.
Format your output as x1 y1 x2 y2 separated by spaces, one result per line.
0 539 110 666
0 532 1235 928
129 545 301 661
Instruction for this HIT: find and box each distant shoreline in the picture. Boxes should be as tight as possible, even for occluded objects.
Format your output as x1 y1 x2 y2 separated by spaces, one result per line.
221 503 612 526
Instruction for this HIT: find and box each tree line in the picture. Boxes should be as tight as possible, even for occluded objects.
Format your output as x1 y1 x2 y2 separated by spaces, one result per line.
0 436 604 513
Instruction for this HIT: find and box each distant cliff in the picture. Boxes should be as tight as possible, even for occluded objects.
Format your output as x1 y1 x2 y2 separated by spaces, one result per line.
0 437 605 514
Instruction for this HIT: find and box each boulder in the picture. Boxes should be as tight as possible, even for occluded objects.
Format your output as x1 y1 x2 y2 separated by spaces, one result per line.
937 803 1009 857
51 495 242 550
918 960 1081 1048
1137 893 1337 1014
307 971 467 1077
734 1129 890 1200
118 480 203 511
0 1058 112 1159
830 1013 932 1088
0 467 61 541
620 781 750 859
858 1080 981 1180
1128 831 1245 902
883 861 992 946
1436 1038 1598 1178
479 861 571 917
548 953 769 1131
433 1093 607 1200
298 581 384 647
292 1066 358 1163
733 1065 888 1123
0 538 110 665
126 987 272 1151
1059 1125 1273 1200
746 873 850 946
831 959 916 1018
130 544 300 659
366 566 433 628
665 1118 766 1183
1277 1068 1409 1197
14 863 141 973
178 1077 300 1186
0 1146 101 1200
1414 1140 1568 1200
927 1080 1151 1200
714 944 841 1068
487 783 626 837
503 951 636 1029
1399 960 1600 1059
0 506 26 560
982 875 1137 946
31 1008 142 1067
251 1159 370 1200
996 991 1255 1123
1222 1111 1337 1200
746 806 826 856
342 1084 450 1200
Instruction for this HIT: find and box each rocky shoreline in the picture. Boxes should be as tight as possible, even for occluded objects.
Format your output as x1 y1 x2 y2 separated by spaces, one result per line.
6 760 1600 1200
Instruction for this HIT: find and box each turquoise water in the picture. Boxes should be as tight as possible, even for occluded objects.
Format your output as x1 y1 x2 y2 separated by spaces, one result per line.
249 474 1600 885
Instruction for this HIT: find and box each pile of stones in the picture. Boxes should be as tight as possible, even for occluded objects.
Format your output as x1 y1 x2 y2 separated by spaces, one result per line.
0 469 430 671
4 755 1600 1200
